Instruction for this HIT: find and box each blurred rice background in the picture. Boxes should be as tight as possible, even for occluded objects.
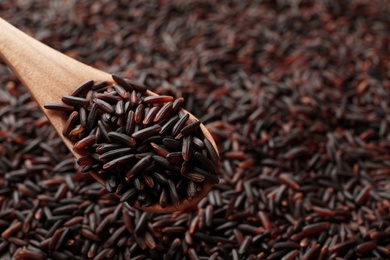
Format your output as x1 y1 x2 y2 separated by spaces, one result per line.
1 1 390 259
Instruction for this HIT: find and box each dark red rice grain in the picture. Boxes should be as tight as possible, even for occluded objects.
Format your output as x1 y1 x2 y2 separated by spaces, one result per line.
43 103 74 112
61 96 89 107
70 80 94 97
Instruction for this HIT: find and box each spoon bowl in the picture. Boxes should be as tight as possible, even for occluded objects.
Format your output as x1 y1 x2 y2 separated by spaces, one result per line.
0 18 218 213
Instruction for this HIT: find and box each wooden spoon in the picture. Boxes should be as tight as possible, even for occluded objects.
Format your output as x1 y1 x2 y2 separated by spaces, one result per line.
0 18 219 213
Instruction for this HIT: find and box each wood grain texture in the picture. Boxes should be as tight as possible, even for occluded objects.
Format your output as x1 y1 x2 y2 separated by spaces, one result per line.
0 18 111 160
0 18 218 213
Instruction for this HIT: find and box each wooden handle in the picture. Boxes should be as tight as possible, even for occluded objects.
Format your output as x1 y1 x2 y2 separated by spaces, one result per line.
0 18 112 159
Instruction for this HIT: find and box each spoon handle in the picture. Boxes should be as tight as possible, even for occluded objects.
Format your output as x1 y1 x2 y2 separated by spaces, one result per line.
0 18 110 102
0 18 111 158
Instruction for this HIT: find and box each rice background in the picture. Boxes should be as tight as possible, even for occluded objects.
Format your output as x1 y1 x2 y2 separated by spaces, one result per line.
1 0 390 259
